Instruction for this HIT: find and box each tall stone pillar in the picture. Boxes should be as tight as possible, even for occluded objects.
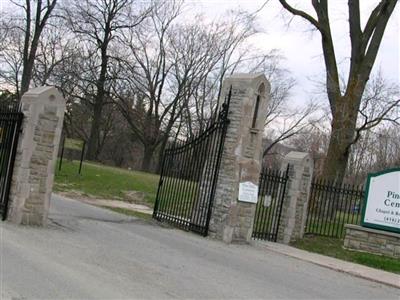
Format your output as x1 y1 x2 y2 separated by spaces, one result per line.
7 86 66 225
277 152 314 244
208 74 270 243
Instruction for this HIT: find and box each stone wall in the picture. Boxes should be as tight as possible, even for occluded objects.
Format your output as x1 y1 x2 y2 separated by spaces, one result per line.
7 86 65 225
344 224 400 258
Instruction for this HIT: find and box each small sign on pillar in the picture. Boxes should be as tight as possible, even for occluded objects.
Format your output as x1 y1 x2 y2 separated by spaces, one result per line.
238 181 258 203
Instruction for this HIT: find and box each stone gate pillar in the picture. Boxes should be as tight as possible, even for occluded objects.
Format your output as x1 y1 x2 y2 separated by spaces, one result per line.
208 74 270 243
277 152 314 244
7 86 66 225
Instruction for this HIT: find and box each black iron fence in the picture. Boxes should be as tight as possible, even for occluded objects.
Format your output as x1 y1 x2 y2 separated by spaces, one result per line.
305 178 365 238
252 166 289 242
0 104 23 220
153 89 231 236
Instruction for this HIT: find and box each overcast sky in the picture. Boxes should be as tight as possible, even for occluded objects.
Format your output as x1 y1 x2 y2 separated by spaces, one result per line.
189 0 399 107
0 0 397 107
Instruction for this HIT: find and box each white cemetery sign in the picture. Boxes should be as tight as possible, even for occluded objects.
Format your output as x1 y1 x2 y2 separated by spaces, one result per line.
238 181 258 203
362 169 400 233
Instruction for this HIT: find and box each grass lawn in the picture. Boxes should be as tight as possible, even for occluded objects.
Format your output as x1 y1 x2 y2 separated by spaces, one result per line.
54 160 160 207
292 235 400 274
55 160 200 219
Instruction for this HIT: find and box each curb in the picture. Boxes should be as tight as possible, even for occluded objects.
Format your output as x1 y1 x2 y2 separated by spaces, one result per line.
252 241 400 289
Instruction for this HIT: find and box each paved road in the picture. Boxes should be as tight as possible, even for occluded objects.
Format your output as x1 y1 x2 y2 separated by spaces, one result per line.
1 195 399 299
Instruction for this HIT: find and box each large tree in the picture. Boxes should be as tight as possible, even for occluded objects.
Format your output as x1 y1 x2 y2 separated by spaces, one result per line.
278 0 397 183
113 4 263 172
62 0 149 161
0 0 57 98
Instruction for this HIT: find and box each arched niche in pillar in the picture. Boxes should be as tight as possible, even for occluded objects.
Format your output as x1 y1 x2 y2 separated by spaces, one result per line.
251 83 266 129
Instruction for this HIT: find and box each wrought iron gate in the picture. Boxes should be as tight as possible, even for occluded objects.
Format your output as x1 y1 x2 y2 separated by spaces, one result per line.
252 166 289 242
153 89 231 236
0 104 23 220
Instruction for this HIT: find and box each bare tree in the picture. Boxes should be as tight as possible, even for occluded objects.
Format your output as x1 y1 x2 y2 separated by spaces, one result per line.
170 11 259 138
278 0 398 184
112 1 185 171
2 0 58 97
62 0 150 161
352 71 400 146
347 124 400 184
111 3 270 171
263 102 320 156
0 28 24 97
32 24 76 87
346 72 399 182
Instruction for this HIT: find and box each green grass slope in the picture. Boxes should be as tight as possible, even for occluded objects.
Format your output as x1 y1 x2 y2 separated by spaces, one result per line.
54 160 160 207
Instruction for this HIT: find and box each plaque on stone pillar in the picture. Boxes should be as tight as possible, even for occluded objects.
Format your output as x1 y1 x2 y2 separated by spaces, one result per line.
238 181 258 203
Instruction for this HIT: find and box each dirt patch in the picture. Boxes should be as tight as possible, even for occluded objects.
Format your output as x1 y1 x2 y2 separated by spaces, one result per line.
55 191 153 215
122 190 146 204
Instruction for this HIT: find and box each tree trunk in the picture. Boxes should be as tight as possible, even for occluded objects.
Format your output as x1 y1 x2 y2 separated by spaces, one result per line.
20 36 40 97
86 42 108 161
141 145 155 172
322 92 363 184
156 137 169 174
86 102 103 161
20 64 33 97
19 0 57 98
322 128 352 185
322 123 353 218
322 95 360 218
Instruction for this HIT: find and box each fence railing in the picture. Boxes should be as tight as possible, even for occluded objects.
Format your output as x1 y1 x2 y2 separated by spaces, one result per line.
252 166 289 242
0 103 24 220
305 178 365 238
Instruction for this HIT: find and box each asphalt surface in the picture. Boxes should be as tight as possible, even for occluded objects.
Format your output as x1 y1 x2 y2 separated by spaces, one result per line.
1 195 399 299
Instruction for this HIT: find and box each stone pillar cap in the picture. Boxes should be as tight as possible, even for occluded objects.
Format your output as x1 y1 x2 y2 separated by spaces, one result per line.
22 86 63 105
284 151 313 165
227 73 266 80
286 151 310 160
224 73 270 92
